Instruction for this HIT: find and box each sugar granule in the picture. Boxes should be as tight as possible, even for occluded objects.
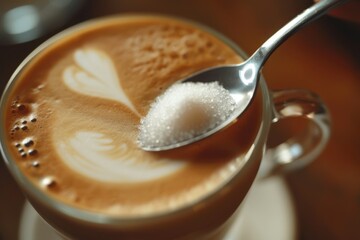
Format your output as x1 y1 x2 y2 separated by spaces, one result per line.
138 82 235 148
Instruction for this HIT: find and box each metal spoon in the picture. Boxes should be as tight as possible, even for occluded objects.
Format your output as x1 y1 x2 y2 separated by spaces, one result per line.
142 0 346 151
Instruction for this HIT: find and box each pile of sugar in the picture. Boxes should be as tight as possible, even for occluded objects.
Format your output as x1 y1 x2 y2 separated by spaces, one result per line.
138 82 235 148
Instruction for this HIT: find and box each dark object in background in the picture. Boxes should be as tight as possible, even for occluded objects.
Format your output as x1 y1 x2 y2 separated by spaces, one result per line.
0 0 84 45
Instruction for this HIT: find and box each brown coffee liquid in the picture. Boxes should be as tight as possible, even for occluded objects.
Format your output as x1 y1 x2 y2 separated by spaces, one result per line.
2 15 261 216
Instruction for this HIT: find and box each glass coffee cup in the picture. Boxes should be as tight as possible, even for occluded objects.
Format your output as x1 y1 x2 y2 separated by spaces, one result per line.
0 15 330 240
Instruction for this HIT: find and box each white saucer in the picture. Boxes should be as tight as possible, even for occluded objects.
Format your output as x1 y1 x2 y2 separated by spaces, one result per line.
19 177 296 240
224 177 296 239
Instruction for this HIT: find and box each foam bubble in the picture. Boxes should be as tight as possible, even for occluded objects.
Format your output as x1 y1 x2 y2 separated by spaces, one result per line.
28 149 38 156
22 138 34 147
138 82 235 148
16 104 25 111
41 176 56 188
31 161 40 168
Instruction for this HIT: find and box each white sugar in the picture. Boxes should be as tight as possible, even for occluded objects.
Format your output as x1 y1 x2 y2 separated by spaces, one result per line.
138 82 235 148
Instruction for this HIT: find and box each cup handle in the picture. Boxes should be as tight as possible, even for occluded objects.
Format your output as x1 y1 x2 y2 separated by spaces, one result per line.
258 89 331 178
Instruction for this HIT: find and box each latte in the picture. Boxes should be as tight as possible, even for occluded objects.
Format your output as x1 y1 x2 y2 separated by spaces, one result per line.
2 15 261 217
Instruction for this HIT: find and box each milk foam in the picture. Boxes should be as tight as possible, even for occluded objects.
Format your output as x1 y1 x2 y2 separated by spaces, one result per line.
63 48 140 116
55 131 185 183
59 48 188 182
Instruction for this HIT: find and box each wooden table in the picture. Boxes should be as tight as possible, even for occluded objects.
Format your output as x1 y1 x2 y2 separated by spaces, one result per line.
1 0 359 239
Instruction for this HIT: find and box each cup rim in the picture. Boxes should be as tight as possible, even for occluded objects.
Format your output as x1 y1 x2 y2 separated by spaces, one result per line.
0 14 272 225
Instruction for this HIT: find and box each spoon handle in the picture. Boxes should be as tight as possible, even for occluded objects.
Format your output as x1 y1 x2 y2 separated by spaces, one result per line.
250 0 347 67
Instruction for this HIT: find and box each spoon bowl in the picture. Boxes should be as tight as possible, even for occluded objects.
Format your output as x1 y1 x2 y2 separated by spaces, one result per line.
140 0 346 151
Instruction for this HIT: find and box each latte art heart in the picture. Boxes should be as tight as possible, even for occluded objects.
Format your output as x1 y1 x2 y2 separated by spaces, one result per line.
63 48 140 116
55 131 185 183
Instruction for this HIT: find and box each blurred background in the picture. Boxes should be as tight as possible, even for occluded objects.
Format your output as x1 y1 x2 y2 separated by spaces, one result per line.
0 0 359 239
